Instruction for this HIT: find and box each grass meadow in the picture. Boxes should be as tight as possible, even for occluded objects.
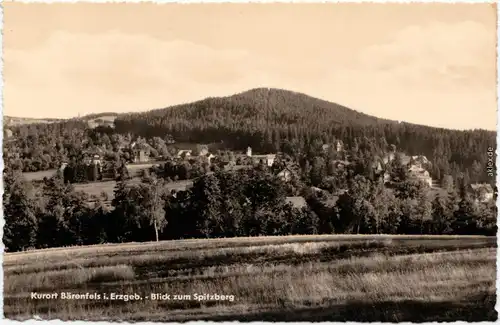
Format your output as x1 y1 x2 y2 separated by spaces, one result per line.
73 178 193 200
22 163 191 205
3 235 497 322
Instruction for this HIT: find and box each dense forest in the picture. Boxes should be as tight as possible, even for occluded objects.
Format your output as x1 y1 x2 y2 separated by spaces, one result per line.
3 88 496 186
3 155 497 252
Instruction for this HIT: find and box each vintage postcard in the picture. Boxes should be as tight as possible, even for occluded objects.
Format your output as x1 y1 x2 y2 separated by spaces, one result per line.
2 1 498 322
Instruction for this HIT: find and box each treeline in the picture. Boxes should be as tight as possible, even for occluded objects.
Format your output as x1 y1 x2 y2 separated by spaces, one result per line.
3 157 496 253
150 158 212 182
3 119 174 173
4 120 90 172
148 152 260 182
62 163 102 183
61 156 131 184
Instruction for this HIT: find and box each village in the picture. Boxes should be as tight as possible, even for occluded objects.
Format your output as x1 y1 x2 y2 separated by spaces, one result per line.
19 136 491 209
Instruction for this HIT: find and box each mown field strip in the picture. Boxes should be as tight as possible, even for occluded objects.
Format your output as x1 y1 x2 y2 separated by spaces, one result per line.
4 235 497 322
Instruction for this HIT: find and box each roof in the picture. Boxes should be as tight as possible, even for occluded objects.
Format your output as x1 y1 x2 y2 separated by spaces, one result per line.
285 196 308 209
470 183 494 192
332 159 350 165
383 153 411 165
324 196 339 207
252 154 276 159
409 165 428 173
372 161 383 169
177 150 192 156
278 168 292 174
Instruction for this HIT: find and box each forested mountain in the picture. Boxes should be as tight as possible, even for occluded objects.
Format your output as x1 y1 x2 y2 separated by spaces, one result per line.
114 88 496 184
4 88 496 185
115 88 392 141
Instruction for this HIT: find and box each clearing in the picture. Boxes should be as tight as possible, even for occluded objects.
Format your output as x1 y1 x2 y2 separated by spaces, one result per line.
73 178 193 200
3 235 497 322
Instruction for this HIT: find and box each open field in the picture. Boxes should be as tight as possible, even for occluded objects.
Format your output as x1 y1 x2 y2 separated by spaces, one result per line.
23 169 58 182
74 178 193 200
3 235 497 322
4 116 63 127
22 162 165 183
125 162 167 177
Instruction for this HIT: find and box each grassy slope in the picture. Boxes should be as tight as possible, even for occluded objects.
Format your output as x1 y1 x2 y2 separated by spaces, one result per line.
73 178 193 200
22 162 189 202
4 235 497 322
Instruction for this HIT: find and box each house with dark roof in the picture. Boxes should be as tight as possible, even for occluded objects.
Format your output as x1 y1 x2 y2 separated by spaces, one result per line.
133 149 150 163
246 146 276 167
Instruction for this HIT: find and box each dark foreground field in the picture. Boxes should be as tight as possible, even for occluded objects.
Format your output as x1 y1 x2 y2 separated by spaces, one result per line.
3 235 497 322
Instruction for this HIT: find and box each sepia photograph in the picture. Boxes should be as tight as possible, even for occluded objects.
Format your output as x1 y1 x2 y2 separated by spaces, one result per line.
2 2 498 322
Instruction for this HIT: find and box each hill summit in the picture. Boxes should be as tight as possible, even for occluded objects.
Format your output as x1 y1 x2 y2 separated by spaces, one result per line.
118 87 395 131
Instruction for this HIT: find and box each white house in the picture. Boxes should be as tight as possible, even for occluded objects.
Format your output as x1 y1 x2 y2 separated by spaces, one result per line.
207 153 216 164
59 162 68 172
251 154 276 167
176 150 192 159
246 147 276 167
408 164 433 187
410 155 430 168
335 140 344 152
198 147 209 156
133 150 149 163
278 168 293 182
470 184 494 203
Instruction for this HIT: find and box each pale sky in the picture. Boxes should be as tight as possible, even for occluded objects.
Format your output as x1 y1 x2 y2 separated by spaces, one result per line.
3 3 497 130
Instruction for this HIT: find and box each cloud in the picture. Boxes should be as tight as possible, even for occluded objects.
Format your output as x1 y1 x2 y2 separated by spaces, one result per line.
6 31 249 92
5 30 324 116
4 22 496 130
356 21 495 88
4 31 264 116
